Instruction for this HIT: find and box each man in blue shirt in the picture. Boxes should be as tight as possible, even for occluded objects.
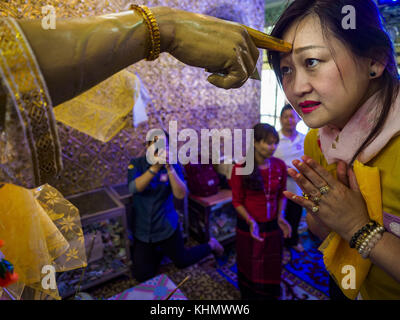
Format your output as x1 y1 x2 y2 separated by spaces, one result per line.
127 131 223 282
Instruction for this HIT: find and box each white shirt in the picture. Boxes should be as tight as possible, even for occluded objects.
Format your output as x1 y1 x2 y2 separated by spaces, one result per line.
274 130 306 195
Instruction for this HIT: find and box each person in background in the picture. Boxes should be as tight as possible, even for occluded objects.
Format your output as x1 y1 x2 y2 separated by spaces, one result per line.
127 130 223 282
231 123 292 300
274 104 306 252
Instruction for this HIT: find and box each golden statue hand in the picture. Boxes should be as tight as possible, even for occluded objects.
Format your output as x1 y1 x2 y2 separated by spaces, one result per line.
16 6 267 105
155 7 260 89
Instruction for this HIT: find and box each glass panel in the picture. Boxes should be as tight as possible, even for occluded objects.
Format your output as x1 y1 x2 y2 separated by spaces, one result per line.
260 114 277 127
56 216 129 298
297 121 310 135
67 189 119 217
209 202 236 242
260 69 286 119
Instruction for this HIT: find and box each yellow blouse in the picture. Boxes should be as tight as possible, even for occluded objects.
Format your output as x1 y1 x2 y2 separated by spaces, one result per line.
305 129 400 300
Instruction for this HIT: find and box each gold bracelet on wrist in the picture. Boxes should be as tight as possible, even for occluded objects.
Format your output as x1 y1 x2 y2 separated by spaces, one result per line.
130 4 161 61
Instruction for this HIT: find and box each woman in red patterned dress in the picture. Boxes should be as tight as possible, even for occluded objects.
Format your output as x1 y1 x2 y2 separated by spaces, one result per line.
231 123 292 300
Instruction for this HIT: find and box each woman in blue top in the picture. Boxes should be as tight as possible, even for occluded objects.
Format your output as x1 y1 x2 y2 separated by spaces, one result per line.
127 130 224 282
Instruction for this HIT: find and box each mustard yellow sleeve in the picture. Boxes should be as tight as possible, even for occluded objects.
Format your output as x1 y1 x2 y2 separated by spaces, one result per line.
304 129 320 160
304 128 337 178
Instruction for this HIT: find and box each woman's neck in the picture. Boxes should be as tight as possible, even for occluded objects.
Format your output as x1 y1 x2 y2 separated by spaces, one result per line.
329 85 382 130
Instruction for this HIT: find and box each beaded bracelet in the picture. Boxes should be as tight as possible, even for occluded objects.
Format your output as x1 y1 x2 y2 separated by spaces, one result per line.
130 4 161 61
357 225 385 259
354 228 374 250
349 220 378 249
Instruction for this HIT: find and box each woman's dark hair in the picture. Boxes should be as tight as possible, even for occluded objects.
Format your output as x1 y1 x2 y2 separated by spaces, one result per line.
242 123 279 190
268 0 400 165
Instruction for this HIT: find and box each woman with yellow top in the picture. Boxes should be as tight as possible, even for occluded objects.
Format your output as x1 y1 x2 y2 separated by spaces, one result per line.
267 0 400 299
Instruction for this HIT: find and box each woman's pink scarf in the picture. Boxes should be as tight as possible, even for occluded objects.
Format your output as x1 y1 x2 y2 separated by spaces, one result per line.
319 91 400 165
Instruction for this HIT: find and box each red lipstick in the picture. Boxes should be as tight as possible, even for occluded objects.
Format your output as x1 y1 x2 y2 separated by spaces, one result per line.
299 100 321 114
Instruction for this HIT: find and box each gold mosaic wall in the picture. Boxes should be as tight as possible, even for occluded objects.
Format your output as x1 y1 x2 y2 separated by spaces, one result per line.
2 0 264 196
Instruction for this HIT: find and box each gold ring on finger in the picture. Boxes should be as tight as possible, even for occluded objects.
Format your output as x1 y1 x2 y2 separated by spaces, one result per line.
302 192 310 200
311 206 319 214
319 185 330 194
312 196 321 204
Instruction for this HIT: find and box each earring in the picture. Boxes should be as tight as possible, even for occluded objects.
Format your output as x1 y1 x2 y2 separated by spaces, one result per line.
370 71 376 77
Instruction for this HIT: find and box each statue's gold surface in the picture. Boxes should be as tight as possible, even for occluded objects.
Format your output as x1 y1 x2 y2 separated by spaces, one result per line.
243 25 292 52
